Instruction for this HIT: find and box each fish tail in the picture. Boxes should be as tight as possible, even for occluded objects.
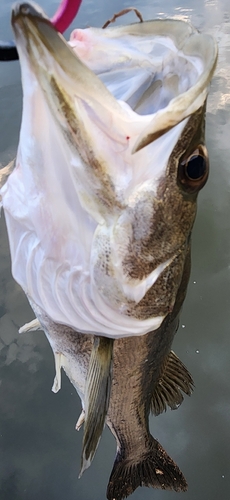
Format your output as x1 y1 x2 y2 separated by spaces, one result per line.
106 436 187 500
80 335 114 476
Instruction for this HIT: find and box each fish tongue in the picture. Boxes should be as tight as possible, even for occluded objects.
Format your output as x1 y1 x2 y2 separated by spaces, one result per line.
79 335 114 475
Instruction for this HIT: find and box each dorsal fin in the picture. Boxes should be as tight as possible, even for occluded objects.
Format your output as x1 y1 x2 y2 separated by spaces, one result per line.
151 351 194 416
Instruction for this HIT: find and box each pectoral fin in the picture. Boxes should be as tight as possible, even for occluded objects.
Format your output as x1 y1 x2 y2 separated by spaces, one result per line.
151 350 194 416
19 318 42 334
80 336 114 476
0 160 15 191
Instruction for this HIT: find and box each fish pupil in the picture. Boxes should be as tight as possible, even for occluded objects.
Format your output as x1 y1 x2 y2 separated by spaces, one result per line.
186 154 206 180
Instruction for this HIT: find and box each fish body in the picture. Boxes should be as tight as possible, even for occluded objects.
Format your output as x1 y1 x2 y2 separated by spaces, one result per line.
27 244 192 500
106 246 192 499
0 3 217 499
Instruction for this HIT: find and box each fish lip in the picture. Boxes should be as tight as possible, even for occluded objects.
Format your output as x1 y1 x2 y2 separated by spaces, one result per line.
11 2 61 60
11 1 87 85
11 2 50 39
11 3 53 58
12 2 45 22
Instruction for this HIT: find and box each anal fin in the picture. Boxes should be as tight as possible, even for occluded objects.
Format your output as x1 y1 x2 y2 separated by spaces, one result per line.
151 350 194 416
80 335 114 476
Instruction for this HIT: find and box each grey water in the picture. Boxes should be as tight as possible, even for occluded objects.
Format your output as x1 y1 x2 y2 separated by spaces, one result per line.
0 0 230 499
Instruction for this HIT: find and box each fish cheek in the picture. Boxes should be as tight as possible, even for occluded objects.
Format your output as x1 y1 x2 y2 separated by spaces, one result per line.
143 109 208 261
127 245 188 320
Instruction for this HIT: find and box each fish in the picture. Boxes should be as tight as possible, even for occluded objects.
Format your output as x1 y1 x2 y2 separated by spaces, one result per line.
0 2 217 499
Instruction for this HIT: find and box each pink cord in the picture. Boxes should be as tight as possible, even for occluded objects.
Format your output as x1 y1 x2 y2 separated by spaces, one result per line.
51 0 82 33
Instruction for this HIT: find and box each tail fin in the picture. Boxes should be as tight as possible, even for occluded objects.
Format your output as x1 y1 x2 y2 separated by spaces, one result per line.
107 436 187 500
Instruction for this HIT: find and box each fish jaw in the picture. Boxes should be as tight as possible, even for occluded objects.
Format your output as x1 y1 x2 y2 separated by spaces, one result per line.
10 3 190 222
1 3 216 338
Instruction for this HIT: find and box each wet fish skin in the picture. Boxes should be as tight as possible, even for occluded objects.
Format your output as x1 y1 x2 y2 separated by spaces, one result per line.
27 237 192 500
106 244 191 500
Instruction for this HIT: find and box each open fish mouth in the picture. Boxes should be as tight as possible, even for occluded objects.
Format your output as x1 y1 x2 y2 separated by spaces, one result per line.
1 2 217 338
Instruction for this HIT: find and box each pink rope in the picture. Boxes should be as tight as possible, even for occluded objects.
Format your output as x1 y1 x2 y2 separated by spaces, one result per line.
51 0 82 33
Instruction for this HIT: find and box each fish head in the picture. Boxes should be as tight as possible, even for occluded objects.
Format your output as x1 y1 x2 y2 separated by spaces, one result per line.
2 3 217 337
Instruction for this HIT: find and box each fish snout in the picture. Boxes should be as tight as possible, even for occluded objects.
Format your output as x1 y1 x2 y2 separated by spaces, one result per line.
12 2 47 25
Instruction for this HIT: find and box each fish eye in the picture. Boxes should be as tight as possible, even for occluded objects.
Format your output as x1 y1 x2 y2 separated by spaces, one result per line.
184 148 207 180
178 145 209 192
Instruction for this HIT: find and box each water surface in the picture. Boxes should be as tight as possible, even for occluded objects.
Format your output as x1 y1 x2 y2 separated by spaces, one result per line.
0 1 230 499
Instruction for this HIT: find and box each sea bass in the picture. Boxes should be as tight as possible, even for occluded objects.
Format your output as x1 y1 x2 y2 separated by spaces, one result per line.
0 2 217 499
